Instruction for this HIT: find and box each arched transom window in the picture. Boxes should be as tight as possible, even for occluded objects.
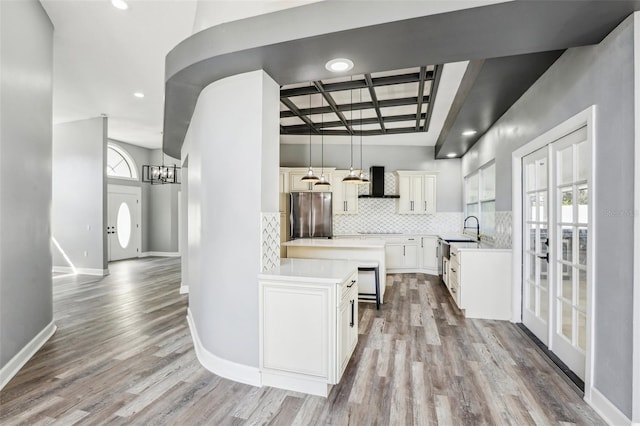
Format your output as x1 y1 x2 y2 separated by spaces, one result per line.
107 143 138 180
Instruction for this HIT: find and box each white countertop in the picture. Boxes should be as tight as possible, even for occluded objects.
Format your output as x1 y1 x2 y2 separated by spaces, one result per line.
450 241 511 252
284 238 386 249
258 258 359 284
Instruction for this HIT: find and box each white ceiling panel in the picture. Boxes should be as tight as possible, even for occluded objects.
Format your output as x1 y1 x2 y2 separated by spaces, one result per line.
380 105 418 116
384 120 416 129
375 82 419 101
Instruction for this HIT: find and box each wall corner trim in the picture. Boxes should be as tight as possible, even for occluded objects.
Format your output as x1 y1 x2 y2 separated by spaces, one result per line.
0 321 56 390
588 386 633 426
186 308 261 387
179 284 189 294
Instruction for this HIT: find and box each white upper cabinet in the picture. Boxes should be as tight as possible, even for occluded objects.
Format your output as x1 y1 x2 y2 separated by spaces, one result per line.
395 171 437 214
286 168 333 193
331 170 359 215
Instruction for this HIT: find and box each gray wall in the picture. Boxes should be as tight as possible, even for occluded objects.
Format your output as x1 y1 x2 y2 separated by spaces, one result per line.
107 140 180 254
53 118 108 272
280 144 462 211
462 15 635 417
147 150 180 253
0 0 54 368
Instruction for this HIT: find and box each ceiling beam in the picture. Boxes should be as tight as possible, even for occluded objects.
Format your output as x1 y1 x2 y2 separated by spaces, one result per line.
282 126 425 137
280 95 430 118
313 81 353 134
423 64 442 132
280 70 435 98
282 113 427 133
364 73 386 134
280 98 320 134
414 66 427 131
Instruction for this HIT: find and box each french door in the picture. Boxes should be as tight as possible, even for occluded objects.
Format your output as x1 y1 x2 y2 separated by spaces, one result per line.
522 126 589 380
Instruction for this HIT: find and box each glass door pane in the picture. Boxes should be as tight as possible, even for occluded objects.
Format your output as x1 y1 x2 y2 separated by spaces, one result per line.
522 147 549 344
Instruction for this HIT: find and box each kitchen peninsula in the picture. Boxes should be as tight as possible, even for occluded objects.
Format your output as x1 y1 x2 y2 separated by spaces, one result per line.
283 238 387 303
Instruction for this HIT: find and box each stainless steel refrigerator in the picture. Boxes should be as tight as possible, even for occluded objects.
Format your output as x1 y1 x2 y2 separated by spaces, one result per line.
290 192 333 239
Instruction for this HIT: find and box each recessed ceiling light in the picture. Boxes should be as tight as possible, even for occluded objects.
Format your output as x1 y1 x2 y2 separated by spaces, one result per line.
325 58 354 73
133 92 144 98
462 130 477 136
111 0 129 10
447 153 457 158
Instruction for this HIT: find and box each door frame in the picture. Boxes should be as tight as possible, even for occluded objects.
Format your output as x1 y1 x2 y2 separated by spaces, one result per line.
107 184 142 260
511 106 596 401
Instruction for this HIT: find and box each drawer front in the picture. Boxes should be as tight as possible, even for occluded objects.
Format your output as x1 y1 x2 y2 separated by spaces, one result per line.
341 272 358 301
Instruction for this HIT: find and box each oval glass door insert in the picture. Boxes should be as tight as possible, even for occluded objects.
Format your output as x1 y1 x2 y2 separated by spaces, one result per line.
117 202 131 248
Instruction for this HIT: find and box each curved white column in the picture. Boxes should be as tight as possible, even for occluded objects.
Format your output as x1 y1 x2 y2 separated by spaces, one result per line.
182 70 279 386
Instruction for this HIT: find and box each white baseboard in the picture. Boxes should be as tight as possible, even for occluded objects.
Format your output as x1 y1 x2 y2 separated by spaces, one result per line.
588 386 632 426
139 251 181 258
186 308 260 387
52 266 108 276
0 322 56 390
179 283 189 294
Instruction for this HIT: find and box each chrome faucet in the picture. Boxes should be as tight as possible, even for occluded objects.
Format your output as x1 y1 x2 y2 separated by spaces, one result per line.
463 215 480 241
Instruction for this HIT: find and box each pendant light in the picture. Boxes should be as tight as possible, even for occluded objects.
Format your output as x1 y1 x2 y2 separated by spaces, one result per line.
356 87 369 184
301 88 319 182
315 94 331 187
342 77 362 184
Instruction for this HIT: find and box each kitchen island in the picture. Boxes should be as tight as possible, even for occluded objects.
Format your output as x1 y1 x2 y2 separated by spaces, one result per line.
283 238 387 303
258 258 359 396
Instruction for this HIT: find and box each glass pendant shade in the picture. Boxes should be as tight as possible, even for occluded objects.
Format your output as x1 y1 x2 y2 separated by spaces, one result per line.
301 168 319 181
342 167 362 183
315 174 330 187
356 170 370 184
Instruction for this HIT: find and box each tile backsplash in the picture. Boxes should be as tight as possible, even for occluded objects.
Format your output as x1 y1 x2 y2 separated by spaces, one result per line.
261 212 280 271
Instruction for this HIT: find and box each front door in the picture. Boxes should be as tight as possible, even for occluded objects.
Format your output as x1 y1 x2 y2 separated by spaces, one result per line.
108 186 140 261
521 126 589 381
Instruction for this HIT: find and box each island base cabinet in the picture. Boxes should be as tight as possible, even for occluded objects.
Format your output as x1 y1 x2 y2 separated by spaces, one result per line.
259 271 358 397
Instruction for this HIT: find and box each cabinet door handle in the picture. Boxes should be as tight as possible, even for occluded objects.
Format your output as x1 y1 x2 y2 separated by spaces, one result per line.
347 279 356 288
451 252 456 257
350 300 355 327
403 246 406 256
424 201 427 211
451 287 457 293
421 239 423 248
344 201 347 211
451 268 456 273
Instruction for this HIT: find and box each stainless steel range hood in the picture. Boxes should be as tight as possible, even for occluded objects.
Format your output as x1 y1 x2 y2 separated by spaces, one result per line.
359 166 400 198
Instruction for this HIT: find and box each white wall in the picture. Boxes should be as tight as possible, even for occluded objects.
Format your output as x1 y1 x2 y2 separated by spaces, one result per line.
52 117 108 273
183 70 279 376
0 0 54 371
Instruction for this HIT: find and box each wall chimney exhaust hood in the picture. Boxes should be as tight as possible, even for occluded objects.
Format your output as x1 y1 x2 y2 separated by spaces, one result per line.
359 166 399 198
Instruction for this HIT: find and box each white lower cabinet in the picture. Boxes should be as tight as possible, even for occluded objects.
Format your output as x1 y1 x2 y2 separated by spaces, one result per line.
447 245 512 320
338 283 358 376
259 268 358 397
383 237 418 269
361 235 436 273
421 236 438 271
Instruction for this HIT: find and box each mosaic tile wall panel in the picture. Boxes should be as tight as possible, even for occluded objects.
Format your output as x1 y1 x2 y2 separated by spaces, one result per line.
493 210 513 249
261 212 280 272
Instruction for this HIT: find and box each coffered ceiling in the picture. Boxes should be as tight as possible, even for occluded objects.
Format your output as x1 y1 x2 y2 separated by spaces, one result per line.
280 66 440 136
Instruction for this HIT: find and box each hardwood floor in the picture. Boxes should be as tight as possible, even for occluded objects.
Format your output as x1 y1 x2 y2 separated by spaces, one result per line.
0 257 604 425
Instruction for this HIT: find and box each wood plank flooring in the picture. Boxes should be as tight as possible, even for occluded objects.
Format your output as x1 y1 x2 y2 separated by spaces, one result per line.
0 257 604 425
